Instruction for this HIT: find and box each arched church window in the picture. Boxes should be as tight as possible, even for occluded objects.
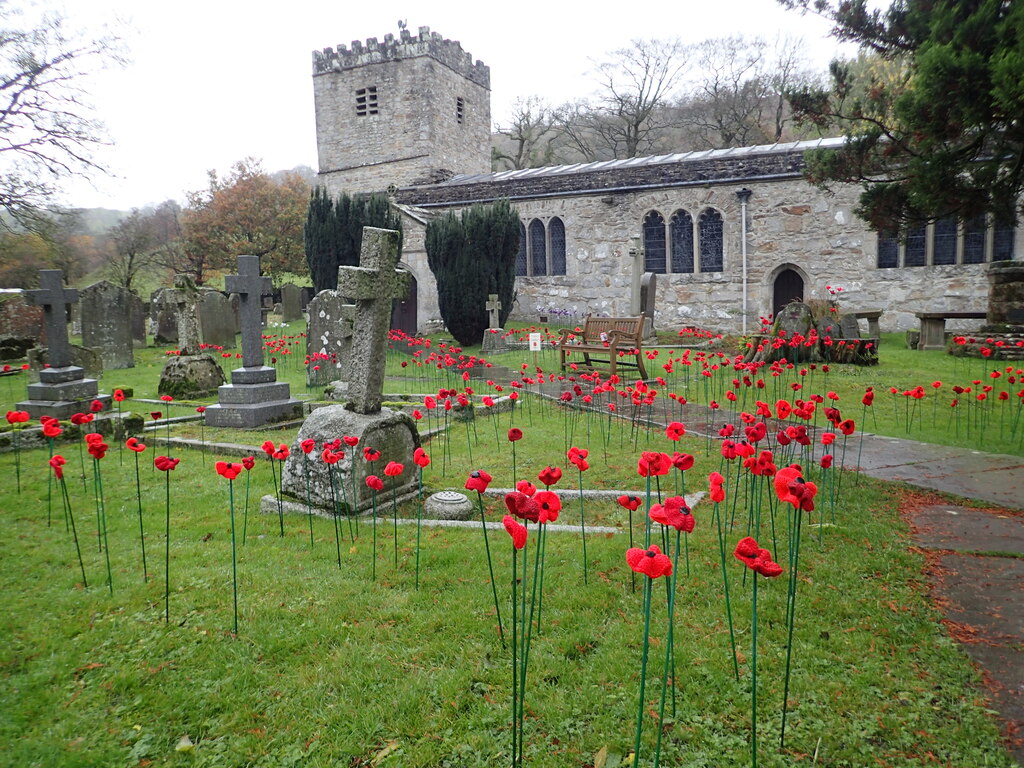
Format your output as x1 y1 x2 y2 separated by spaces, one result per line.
515 222 528 276
643 211 666 273
550 217 566 275
994 216 1015 260
932 216 957 265
877 230 899 268
669 209 693 273
530 219 547 276
698 208 723 272
963 215 987 264
905 224 926 266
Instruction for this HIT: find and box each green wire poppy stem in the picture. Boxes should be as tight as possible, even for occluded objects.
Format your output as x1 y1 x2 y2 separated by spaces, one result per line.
415 468 423 589
577 467 588 585
715 501 740 682
371 489 378 582
511 537 518 768
304 458 314 549
653 529 681 767
60 476 87 588
229 477 239 634
242 467 251 545
476 490 506 649
392 487 399 569
632 576 654 768
752 569 759 768
134 450 147 582
96 459 112 595
780 505 803 748
164 469 171 623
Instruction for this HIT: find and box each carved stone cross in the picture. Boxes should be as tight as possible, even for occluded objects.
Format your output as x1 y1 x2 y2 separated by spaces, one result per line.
26 270 78 369
486 294 502 329
336 227 410 414
224 255 272 368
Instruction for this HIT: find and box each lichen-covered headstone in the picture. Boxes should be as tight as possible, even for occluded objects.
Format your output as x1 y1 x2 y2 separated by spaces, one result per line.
157 276 226 398
306 290 354 387
80 280 134 369
773 301 813 340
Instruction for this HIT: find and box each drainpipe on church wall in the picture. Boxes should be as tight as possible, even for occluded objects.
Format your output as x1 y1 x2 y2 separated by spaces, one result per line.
736 188 753 337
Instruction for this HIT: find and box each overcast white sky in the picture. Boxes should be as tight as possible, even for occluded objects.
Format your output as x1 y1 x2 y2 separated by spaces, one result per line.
40 0 858 211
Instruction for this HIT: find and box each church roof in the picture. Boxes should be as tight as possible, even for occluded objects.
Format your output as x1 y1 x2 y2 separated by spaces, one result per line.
396 136 845 207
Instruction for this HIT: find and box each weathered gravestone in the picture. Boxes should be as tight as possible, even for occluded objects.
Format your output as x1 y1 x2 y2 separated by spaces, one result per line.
987 261 1024 327
280 283 302 322
838 313 862 340
273 229 419 516
128 293 146 345
745 301 815 364
481 293 508 352
199 290 236 349
0 291 44 358
157 276 226 397
640 271 657 342
150 287 178 344
204 255 302 428
228 293 241 333
306 290 353 388
80 280 135 369
16 270 111 419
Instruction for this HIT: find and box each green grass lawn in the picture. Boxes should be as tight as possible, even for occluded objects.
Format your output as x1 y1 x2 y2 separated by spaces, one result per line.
0 395 1016 767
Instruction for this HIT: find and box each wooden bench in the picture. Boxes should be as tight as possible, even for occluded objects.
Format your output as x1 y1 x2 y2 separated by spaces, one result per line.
915 311 987 351
558 316 648 379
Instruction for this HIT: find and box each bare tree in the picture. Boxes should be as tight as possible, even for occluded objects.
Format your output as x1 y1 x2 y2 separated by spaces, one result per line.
107 209 155 291
0 3 123 231
492 96 558 170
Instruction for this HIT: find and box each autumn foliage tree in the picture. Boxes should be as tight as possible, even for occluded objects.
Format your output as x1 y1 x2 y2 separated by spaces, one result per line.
181 158 309 284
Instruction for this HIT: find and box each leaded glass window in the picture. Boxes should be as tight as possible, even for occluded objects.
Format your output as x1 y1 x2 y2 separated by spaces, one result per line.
643 211 666 273
550 217 566 275
515 222 527 276
877 230 899 268
530 219 547 276
670 209 694 273
932 216 957 265
698 208 723 272
904 224 926 266
963 215 986 264
994 217 1015 260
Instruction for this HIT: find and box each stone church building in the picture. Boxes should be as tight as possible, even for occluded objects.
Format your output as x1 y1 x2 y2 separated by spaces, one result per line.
312 26 1019 336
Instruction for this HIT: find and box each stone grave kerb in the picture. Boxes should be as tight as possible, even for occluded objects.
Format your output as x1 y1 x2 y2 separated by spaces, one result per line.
336 228 410 414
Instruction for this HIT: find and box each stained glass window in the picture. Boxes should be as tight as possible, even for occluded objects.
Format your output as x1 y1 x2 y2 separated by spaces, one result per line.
994 217 1015 261
904 224 926 266
932 216 957 265
699 208 723 272
963 215 986 264
877 230 899 268
530 219 547 276
670 209 694 273
643 211 666 273
550 217 566 275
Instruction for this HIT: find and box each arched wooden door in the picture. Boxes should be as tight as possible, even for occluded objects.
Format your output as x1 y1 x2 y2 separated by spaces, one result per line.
772 269 804 318
390 271 417 336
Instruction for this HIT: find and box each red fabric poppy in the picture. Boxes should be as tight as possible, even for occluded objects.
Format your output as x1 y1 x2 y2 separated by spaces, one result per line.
617 494 642 512
625 545 673 579
272 444 290 461
671 452 694 472
90 399 104 413
838 419 856 436
216 461 242 480
160 395 173 403
88 440 109 460
261 440 275 456
365 475 384 491
126 437 146 452
5 410 29 424
862 389 875 406
774 466 803 506
300 438 316 454
820 454 833 469
384 461 404 477
538 465 562 487
195 406 206 414
507 428 523 442
70 412 91 425
821 431 836 445
568 446 589 472
504 491 540 522
411 409 423 420
363 446 381 462
49 454 66 478
721 439 738 460
343 435 359 447
775 400 792 419
112 389 125 402
85 432 103 446
516 480 536 496
503 515 528 549
465 469 493 493
649 496 694 532
709 471 726 503
637 451 671 477
321 448 341 464
242 456 255 470
154 455 180 472
43 422 62 438
413 448 430 468
534 490 561 523
665 421 685 440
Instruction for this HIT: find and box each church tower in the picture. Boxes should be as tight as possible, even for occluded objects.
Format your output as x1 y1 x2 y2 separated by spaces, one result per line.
312 26 491 195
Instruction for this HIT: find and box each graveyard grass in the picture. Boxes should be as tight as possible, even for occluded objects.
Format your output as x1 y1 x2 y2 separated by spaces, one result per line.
0 395 1016 766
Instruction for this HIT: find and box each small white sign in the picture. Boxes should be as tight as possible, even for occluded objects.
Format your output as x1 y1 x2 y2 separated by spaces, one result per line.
528 332 542 351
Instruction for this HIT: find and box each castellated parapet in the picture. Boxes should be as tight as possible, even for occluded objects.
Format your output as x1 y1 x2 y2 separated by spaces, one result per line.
313 26 490 89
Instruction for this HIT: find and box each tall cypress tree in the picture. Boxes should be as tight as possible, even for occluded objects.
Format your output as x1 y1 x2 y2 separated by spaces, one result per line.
303 186 337 294
426 199 520 346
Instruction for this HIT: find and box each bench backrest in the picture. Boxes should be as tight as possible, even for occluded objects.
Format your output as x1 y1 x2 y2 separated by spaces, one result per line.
580 316 644 345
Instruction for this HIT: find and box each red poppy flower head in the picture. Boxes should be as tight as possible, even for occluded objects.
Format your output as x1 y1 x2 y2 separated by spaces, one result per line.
49 454 66 478
321 448 340 464
113 389 125 402
649 496 694 532
507 428 523 442
617 494 642 512
534 490 562 523
363 446 381 462
671 452 694 472
124 436 145 453
242 455 255 470
216 461 242 480
384 461 404 477
365 475 384 492
272 444 290 460
515 480 536 496
665 421 685 440
538 465 562 487
87 440 109 460
70 412 89 425
838 419 855 436
195 406 206 414
503 515 528 549
300 438 316 454
568 446 589 472
154 455 180 472
261 440 275 456
465 469 493 493
820 454 833 469
821 431 836 446
43 422 62 438
504 491 540 522
637 451 671 477
5 410 29 425
411 409 423 420
90 399 104 413
160 395 173 403
343 435 359 447
413 447 430 468
709 471 725 503
625 545 673 579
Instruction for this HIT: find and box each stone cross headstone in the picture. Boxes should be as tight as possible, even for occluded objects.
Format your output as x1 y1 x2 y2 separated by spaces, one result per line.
336 227 410 414
280 283 302 322
80 280 135 369
226 256 272 368
486 294 502 329
26 270 77 369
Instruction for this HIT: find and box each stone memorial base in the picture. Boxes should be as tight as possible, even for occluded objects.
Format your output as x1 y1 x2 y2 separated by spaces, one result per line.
16 365 111 420
481 328 509 352
204 366 303 428
273 404 420 515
